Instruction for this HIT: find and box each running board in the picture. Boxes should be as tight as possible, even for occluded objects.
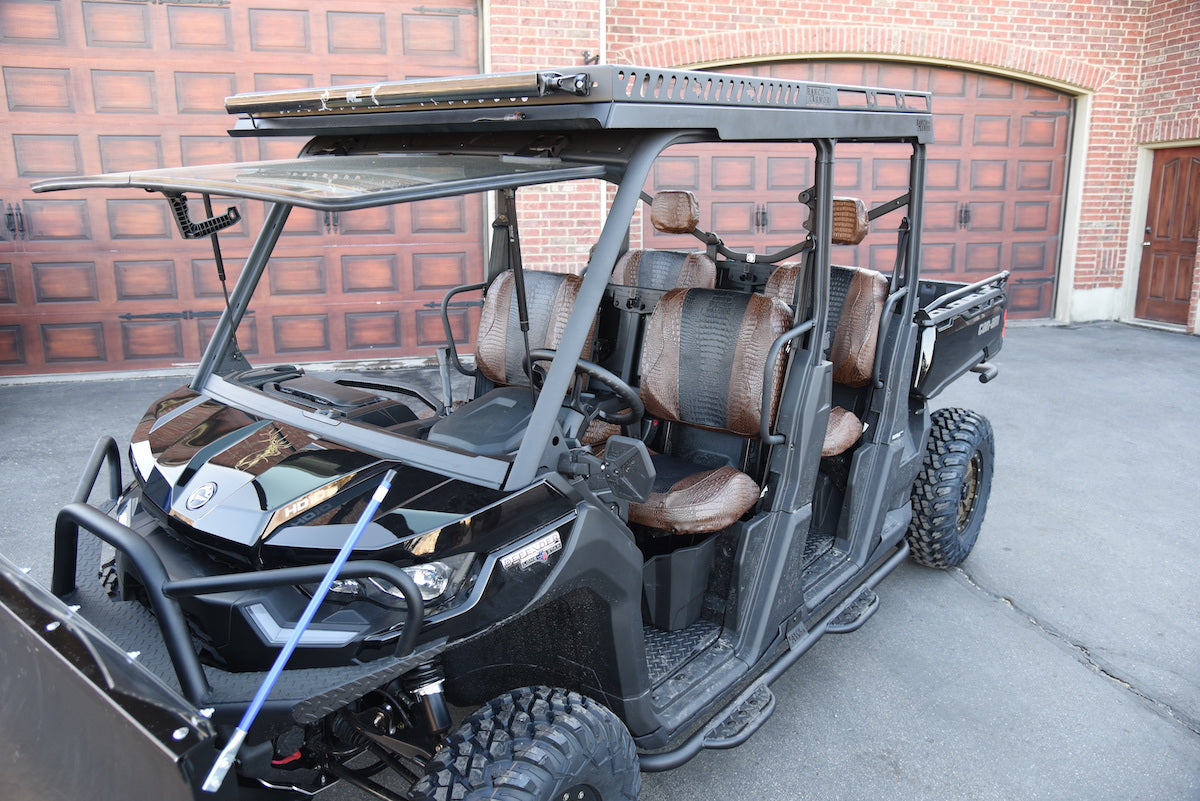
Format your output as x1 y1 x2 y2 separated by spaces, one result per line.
702 683 776 749
638 543 908 772
825 587 879 634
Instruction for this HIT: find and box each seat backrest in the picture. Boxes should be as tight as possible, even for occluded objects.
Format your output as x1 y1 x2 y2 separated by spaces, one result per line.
827 266 888 388
639 288 791 438
474 269 593 387
611 191 716 302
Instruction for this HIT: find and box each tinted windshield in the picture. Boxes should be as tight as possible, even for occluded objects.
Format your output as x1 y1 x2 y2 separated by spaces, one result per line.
31 154 607 211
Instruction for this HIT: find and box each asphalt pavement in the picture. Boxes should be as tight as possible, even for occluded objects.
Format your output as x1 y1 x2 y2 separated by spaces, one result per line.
1 321 1198 800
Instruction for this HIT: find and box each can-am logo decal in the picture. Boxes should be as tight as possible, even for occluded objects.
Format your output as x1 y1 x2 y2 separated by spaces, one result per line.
186 482 218 510
500 531 562 571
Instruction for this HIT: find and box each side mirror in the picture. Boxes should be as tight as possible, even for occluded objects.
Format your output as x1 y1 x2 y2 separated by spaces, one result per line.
601 436 656 504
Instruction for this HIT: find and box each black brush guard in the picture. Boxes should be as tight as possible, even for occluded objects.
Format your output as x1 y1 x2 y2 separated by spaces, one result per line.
0 436 430 799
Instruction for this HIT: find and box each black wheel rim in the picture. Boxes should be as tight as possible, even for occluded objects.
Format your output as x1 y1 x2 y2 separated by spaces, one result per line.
559 785 601 801
957 451 981 530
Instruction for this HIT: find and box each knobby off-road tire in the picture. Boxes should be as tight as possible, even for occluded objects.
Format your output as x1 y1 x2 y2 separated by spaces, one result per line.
409 686 640 801
906 407 995 568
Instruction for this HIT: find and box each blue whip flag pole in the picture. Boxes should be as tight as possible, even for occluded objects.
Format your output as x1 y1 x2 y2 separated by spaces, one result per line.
202 468 397 793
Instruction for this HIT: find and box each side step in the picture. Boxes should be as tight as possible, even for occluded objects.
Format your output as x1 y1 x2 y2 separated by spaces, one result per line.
702 683 776 749
825 587 879 634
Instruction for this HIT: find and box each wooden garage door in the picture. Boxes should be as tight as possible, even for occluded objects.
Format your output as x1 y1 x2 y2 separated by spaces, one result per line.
647 60 1072 318
0 0 480 376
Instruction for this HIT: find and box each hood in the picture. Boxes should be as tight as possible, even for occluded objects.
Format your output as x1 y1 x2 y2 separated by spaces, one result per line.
127 388 542 565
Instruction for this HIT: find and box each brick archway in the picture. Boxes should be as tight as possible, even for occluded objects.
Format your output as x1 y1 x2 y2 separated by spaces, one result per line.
614 24 1107 94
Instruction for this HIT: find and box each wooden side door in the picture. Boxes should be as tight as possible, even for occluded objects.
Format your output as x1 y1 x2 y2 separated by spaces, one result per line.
1135 146 1200 325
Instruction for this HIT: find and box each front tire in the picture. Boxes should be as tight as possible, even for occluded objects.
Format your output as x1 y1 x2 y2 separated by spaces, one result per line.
409 686 640 801
906 407 995 568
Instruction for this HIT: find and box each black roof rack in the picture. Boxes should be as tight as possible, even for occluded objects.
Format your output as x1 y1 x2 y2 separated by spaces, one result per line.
226 65 934 143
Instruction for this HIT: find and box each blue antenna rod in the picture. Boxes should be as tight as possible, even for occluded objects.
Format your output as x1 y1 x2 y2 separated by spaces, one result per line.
202 468 397 793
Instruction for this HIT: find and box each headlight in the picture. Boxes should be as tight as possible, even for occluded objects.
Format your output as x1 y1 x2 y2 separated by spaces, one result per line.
317 553 475 609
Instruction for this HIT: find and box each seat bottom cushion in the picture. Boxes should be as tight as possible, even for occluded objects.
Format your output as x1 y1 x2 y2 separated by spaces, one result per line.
629 453 760 534
823 405 864 457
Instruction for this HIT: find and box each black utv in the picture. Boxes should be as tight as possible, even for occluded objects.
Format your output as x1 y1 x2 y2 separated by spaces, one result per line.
1 66 1007 801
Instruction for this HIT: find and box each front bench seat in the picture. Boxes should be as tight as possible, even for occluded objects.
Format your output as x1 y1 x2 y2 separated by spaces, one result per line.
629 288 791 534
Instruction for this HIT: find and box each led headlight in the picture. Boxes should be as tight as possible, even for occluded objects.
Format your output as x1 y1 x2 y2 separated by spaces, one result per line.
319 553 474 608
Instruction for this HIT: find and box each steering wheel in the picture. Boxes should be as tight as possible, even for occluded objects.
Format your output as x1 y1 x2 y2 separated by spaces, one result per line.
528 349 643 425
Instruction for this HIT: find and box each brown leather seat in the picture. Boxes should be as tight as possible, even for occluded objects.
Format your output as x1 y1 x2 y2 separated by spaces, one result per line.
474 269 593 387
764 197 888 458
629 288 791 534
610 190 716 304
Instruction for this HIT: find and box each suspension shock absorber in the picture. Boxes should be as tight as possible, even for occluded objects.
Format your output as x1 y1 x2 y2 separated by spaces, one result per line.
406 661 452 738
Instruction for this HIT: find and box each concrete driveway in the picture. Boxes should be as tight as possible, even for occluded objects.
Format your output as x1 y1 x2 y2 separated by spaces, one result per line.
1 322 1197 800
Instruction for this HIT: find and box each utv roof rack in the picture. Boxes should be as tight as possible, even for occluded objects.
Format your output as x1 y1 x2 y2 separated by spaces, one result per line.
226 65 934 142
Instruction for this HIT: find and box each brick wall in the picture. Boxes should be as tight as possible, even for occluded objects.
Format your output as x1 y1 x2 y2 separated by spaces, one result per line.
486 0 1200 329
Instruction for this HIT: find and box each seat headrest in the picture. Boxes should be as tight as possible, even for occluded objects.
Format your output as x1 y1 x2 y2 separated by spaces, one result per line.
650 191 700 234
804 197 870 245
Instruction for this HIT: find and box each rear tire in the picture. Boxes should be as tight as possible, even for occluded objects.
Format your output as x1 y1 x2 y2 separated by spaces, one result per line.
907 407 994 568
409 686 640 801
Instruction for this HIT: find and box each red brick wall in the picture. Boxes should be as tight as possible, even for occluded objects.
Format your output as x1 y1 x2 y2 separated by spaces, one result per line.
486 0 1200 328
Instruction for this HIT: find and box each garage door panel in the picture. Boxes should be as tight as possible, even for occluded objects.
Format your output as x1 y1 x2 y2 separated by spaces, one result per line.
174 72 238 114
121 319 185 362
248 9 311 52
1011 241 1053 273
24 199 91 241
180 137 242 168
766 157 810 190
0 1 65 44
924 202 959 233
272 313 331 354
934 114 964 146
972 115 1012 147
106 198 173 240
1016 160 1055 191
1017 116 1059 149
1013 201 1054 232
713 157 755 190
345 311 402 351
166 5 233 51
32 261 99 303
976 75 1015 100
926 160 962 191
3 66 73 112
969 161 1008 191
654 157 701 190
91 70 158 114
0 264 16 305
13 135 83 178
412 251 471 291
268 257 327 296
1007 280 1053 315
920 243 957 275
833 158 864 192
327 12 388 55
114 260 179 302
968 202 1005 232
40 321 106 363
0 326 24 365
342 254 400 294
82 2 151 48
98 136 165 172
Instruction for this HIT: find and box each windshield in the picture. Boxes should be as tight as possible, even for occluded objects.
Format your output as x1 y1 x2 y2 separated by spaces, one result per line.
31 154 608 211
